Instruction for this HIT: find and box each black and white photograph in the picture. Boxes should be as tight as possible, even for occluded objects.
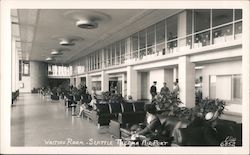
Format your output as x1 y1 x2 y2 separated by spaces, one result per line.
0 0 249 154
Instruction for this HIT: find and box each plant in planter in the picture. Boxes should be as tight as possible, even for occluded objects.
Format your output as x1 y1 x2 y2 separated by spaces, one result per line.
196 98 226 118
172 98 226 121
153 92 183 116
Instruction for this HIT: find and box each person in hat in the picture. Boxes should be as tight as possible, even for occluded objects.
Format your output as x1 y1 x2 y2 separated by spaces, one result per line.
150 81 157 100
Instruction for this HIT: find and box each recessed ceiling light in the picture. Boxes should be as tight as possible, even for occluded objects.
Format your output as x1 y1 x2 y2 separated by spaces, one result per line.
52 35 84 46
59 40 75 46
51 50 63 56
46 57 54 61
64 10 111 29
76 19 98 29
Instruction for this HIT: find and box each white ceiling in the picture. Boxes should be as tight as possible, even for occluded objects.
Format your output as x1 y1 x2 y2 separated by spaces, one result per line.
12 9 181 64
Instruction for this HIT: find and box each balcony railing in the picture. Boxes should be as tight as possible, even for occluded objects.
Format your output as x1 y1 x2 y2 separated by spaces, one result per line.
57 20 242 75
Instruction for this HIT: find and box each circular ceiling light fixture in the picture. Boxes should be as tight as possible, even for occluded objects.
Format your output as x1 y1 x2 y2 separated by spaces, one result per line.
64 10 111 29
46 57 55 61
76 19 98 29
51 49 63 56
59 39 75 46
52 35 84 46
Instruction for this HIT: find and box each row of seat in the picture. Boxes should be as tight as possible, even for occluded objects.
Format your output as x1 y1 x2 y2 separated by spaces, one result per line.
83 101 145 126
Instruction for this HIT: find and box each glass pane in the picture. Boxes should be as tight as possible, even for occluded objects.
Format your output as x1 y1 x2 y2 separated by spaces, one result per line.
139 49 146 59
156 43 165 56
131 33 138 51
147 25 155 47
186 9 193 35
139 29 146 49
156 20 165 44
116 41 120 65
147 46 155 55
194 31 210 47
212 9 233 27
235 9 242 20
167 15 178 40
234 21 242 40
194 9 211 32
213 24 233 44
121 40 125 55
112 44 115 65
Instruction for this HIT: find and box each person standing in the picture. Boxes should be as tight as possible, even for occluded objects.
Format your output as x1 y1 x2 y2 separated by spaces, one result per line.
173 82 180 97
150 81 157 100
160 82 170 97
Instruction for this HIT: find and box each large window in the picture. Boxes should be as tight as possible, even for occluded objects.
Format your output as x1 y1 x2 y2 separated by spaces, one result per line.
212 9 233 27
156 20 165 55
209 74 242 103
194 9 211 32
121 39 126 63
166 15 178 53
146 25 155 55
116 41 121 65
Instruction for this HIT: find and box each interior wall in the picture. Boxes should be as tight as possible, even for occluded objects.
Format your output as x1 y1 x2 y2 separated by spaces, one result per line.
202 60 242 114
141 72 149 100
164 69 174 91
30 61 48 89
19 61 48 93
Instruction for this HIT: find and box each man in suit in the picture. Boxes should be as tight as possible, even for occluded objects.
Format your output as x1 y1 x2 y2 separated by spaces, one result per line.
150 81 157 100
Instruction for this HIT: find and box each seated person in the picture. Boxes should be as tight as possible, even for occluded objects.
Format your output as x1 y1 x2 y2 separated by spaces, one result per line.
127 95 134 102
130 104 162 141
77 92 92 118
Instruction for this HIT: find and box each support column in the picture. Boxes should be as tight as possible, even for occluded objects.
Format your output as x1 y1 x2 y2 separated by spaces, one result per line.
178 11 187 47
127 66 140 100
101 71 109 92
173 67 178 82
121 73 126 97
178 56 195 108
76 77 81 88
86 74 92 92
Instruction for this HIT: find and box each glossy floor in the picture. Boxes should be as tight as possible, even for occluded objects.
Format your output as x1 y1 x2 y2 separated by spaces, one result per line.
11 93 117 147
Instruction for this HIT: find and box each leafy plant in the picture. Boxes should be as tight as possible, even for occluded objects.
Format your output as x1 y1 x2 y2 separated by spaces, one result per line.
153 92 183 116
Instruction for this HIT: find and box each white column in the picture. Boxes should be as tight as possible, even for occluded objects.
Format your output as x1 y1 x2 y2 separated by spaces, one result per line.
101 71 109 92
86 74 92 92
178 56 195 108
76 77 81 88
127 66 140 100
178 11 187 47
173 67 178 82
121 73 126 97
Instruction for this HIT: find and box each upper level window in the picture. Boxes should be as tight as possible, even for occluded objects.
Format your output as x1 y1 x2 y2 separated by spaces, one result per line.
131 33 139 51
147 25 155 47
194 9 211 32
156 20 165 44
235 9 242 20
212 9 233 27
139 29 146 49
166 15 178 40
